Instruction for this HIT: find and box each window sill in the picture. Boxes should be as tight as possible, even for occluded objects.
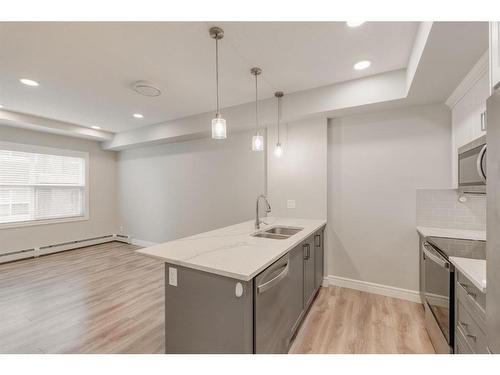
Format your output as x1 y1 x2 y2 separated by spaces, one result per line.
0 215 89 230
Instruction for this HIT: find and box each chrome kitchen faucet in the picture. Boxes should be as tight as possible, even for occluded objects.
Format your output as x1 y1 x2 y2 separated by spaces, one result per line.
255 195 271 229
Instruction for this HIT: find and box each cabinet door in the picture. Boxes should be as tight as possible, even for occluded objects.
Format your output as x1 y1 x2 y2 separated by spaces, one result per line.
289 243 306 337
490 22 500 93
303 236 316 308
419 235 426 305
313 229 324 290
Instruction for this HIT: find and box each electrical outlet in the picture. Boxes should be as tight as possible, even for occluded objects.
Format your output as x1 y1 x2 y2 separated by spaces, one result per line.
287 200 296 209
169 267 178 287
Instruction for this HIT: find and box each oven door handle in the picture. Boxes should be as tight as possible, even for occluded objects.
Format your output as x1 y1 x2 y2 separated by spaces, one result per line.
423 244 450 270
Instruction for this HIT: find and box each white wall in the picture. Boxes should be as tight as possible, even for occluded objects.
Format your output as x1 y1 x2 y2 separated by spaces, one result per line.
450 69 489 186
267 118 327 220
0 125 119 254
327 104 451 291
117 129 265 244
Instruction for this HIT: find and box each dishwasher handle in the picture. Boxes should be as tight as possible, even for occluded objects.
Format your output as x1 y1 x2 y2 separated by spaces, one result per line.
257 263 289 294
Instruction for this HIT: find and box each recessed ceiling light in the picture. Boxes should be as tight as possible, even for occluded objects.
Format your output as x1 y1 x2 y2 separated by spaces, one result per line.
20 78 39 87
91 125 101 130
0 104 3 109
354 60 371 70
346 21 365 28
133 113 144 119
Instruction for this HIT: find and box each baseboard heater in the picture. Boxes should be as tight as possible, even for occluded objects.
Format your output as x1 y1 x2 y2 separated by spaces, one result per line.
0 234 131 264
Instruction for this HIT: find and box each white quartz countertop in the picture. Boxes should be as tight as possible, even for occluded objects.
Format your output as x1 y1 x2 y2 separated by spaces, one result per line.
416 226 486 241
136 217 327 281
450 257 486 293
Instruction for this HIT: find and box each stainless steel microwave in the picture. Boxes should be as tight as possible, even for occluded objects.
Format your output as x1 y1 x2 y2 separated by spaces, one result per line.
458 135 486 187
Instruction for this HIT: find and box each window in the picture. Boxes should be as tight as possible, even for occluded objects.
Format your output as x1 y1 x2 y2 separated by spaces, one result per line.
0 142 88 228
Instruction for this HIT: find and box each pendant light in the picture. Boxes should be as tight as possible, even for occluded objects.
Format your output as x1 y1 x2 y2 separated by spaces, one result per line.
210 27 226 139
251 67 264 151
274 91 284 157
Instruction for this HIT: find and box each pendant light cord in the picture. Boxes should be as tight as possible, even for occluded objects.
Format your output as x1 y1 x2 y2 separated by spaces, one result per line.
255 73 259 133
277 95 281 142
215 37 220 117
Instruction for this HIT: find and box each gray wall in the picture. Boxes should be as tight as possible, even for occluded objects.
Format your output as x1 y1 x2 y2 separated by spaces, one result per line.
267 118 327 220
117 129 265 243
327 104 452 291
0 125 119 254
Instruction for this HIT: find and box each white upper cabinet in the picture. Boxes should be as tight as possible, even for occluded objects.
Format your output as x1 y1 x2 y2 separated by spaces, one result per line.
447 52 489 187
490 22 500 93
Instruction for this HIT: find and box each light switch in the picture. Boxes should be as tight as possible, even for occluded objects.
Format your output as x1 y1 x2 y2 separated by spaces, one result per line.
287 200 296 209
169 267 178 287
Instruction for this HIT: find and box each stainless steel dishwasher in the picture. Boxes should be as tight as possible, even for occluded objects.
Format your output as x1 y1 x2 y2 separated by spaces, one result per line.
254 244 303 353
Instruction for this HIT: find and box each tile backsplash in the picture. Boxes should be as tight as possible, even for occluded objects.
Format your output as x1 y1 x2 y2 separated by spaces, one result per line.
416 189 486 230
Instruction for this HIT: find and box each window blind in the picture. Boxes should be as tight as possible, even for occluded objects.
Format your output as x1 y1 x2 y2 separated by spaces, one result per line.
0 146 86 226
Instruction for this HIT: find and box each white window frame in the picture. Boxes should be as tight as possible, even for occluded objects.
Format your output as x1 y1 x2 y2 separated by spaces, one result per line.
0 141 89 229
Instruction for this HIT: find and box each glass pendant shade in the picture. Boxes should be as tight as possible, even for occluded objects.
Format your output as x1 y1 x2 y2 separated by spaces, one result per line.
211 116 227 139
210 27 226 140
274 91 284 157
252 133 264 151
274 142 283 157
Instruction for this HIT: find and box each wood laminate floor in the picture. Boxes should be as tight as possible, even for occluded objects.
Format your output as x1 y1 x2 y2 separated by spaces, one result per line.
0 242 164 354
289 286 435 354
0 242 434 354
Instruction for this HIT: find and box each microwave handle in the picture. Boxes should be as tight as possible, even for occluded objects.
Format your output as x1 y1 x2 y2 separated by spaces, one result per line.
477 145 487 182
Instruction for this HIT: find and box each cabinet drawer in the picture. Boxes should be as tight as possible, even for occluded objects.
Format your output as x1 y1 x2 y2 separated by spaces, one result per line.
456 300 488 354
456 272 486 329
455 327 474 354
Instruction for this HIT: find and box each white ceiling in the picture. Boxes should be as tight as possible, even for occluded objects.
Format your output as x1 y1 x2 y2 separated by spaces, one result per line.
0 22 418 133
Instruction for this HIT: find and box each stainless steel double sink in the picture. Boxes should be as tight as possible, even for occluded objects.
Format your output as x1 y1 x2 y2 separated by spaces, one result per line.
251 226 303 240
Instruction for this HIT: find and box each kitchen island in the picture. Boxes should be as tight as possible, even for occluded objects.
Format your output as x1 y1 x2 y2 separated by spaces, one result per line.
137 217 326 354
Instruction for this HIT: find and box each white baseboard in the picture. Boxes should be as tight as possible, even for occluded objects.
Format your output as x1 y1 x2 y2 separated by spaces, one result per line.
130 238 159 247
323 275 421 303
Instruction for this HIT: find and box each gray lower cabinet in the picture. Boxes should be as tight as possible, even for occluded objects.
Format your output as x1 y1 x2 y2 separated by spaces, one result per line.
303 235 316 308
454 270 488 354
418 234 426 305
164 265 254 354
164 226 325 353
314 229 324 290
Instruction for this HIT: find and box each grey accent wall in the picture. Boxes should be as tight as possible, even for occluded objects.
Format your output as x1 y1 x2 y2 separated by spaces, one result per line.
0 125 119 254
117 129 265 244
267 118 327 220
327 104 452 291
416 189 486 230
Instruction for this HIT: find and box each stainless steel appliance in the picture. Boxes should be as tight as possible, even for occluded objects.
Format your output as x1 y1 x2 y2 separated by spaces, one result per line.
458 135 487 190
486 89 500 353
422 237 486 353
254 245 303 353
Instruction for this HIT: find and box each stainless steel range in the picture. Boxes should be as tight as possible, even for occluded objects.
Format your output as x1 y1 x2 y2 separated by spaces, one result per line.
422 237 486 353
